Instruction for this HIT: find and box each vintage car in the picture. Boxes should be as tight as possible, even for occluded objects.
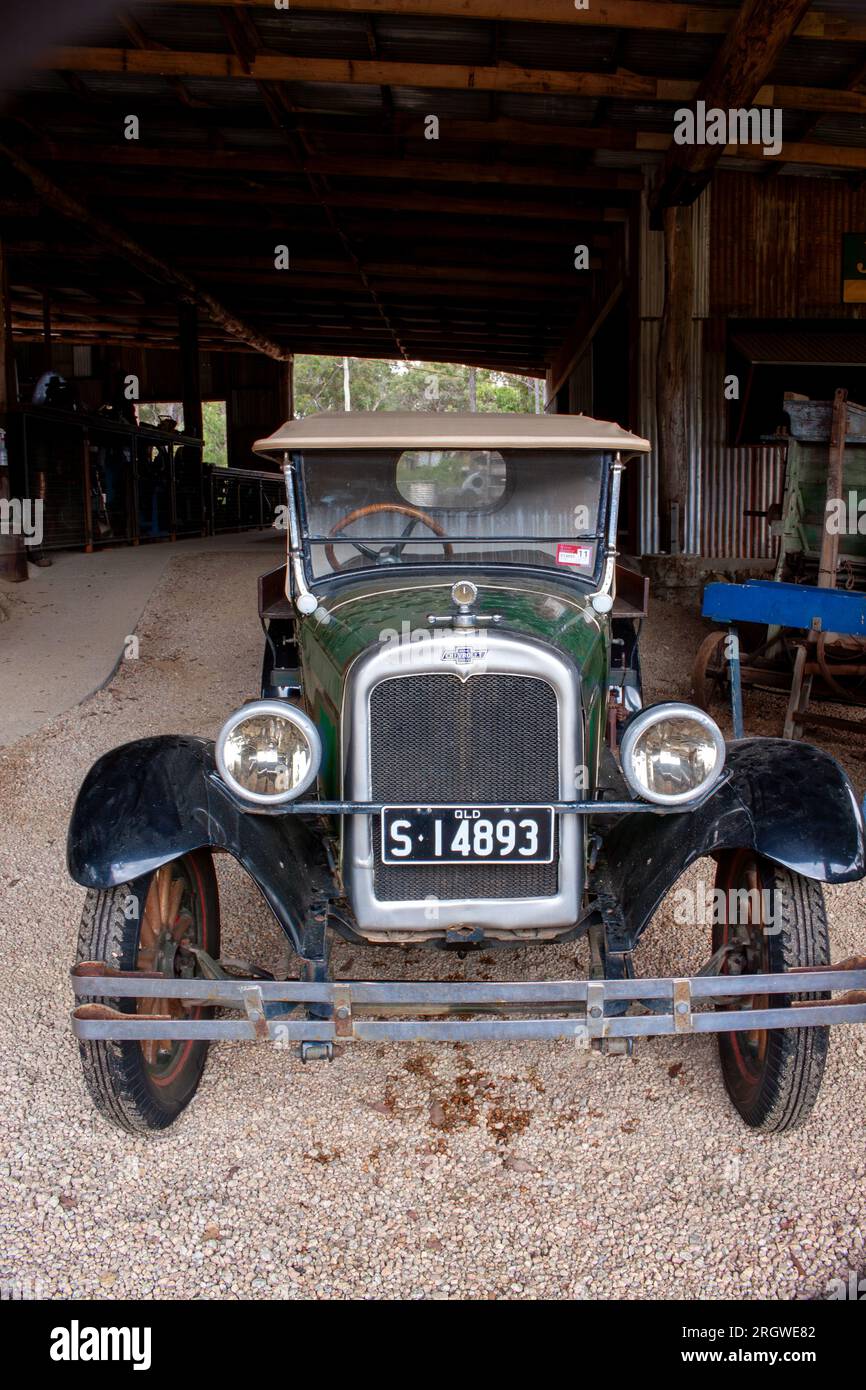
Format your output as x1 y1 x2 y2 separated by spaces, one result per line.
68 412 866 1135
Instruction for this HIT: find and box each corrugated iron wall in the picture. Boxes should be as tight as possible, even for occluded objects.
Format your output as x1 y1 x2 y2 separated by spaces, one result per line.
638 172 866 557
638 187 708 554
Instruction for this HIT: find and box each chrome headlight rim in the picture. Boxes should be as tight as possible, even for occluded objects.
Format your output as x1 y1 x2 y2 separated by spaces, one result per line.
215 699 322 806
620 701 726 807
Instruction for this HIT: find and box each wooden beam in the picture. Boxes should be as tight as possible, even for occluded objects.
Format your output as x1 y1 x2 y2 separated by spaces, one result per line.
25 129 866 178
278 357 294 424
178 301 203 443
40 47 866 118
42 48 659 98
656 206 693 554
29 174 632 224
23 141 640 190
173 0 866 45
0 143 291 361
652 0 815 213
546 279 624 403
639 132 866 173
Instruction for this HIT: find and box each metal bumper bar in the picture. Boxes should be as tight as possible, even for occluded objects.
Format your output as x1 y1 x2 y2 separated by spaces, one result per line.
71 960 866 1044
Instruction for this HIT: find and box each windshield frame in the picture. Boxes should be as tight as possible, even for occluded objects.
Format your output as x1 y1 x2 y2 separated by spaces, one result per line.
291 447 617 594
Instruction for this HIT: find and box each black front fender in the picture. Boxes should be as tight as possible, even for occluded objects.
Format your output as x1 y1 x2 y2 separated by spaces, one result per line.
600 738 865 945
67 736 331 950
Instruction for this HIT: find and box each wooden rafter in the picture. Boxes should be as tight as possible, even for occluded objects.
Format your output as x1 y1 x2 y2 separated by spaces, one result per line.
17 140 641 190
172 0 866 45
13 174 630 223
637 132 866 173
651 0 815 212
39 48 866 119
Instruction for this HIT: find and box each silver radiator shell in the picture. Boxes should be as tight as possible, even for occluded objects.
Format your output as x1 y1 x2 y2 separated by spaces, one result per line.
341 630 582 934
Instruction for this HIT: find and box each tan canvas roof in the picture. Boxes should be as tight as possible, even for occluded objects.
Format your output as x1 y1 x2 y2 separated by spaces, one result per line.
254 410 651 455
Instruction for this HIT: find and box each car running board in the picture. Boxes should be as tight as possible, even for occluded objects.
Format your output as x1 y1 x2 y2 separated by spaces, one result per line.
71 959 866 1046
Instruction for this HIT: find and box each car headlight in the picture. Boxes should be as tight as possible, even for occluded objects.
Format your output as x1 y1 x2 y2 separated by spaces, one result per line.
620 703 725 806
215 700 321 805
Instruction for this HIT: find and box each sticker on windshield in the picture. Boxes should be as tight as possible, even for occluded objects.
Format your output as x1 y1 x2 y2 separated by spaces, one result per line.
556 543 593 568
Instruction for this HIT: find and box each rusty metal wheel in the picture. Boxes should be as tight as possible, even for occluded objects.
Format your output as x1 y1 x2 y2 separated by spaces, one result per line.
712 849 830 1131
76 850 220 1133
135 860 211 1080
691 630 729 714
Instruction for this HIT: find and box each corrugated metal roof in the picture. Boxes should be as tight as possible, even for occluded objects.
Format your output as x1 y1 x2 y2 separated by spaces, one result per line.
75 73 177 99
808 114 866 149
498 23 618 72
621 31 720 78
289 82 389 114
180 78 264 107
497 93 599 125
368 17 494 65
254 13 374 60
118 8 228 51
391 87 496 120
771 37 866 87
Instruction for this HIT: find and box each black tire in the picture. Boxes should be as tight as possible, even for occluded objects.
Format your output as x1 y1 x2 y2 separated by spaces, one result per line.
713 849 830 1132
75 850 220 1134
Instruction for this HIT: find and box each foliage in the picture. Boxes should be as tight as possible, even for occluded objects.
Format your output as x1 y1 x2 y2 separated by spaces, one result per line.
137 399 229 466
201 401 228 467
293 356 543 418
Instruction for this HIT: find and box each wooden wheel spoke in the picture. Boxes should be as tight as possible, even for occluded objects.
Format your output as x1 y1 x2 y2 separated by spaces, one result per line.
167 876 184 928
155 865 167 924
170 908 194 943
135 864 199 1073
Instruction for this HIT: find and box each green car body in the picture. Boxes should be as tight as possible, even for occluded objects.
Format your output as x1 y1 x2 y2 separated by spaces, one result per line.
298 569 611 812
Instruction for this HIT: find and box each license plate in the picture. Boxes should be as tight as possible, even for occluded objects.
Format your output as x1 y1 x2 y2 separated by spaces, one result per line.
381 806 554 866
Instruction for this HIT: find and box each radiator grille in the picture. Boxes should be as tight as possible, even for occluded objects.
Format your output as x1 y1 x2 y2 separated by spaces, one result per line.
370 673 559 902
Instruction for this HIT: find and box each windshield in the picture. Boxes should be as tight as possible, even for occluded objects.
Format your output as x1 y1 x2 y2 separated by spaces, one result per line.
298 448 607 580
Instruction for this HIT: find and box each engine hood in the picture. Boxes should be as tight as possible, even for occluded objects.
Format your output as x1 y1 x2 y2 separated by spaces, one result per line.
295 570 610 800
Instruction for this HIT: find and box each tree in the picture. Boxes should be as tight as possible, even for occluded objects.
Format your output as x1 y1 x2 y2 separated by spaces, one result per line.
293 356 542 417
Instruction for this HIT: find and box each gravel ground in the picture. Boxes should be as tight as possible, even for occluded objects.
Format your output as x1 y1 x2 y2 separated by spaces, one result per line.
1 557 864 1301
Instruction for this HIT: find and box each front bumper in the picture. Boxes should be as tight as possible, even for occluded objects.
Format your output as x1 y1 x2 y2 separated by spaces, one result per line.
71 959 866 1045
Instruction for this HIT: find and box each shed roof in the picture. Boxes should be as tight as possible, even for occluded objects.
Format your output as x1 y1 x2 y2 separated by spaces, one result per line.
4 3 866 373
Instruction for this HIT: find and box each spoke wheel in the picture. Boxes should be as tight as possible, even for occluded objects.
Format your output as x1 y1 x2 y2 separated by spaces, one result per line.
135 862 206 1081
712 849 830 1132
691 631 729 714
76 849 220 1133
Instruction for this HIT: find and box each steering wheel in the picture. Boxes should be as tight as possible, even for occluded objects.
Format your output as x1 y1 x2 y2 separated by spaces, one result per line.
324 502 454 570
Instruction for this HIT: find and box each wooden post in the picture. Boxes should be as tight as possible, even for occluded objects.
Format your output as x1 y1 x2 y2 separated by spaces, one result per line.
42 292 52 372
178 300 203 442
818 387 848 588
278 354 294 422
0 239 27 582
81 431 94 553
656 205 693 554
178 300 203 536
